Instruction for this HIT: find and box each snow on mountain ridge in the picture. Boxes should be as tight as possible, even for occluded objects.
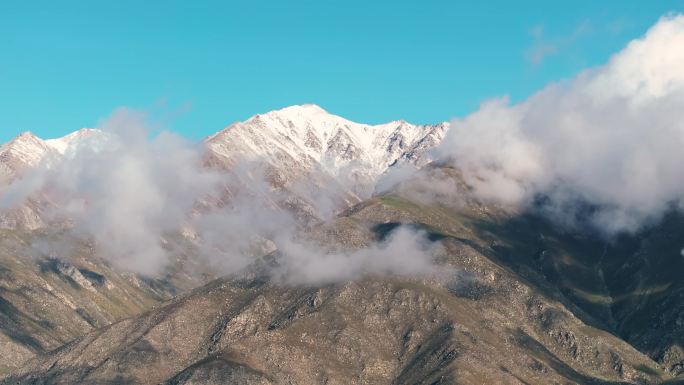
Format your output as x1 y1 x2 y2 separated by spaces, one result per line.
1 106 449 228
1 132 51 164
1 132 54 184
206 104 449 185
1 106 447 182
44 128 99 154
0 129 98 186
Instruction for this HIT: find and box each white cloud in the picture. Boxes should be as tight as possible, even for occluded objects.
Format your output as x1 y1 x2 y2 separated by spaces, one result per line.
524 20 592 66
437 14 684 234
0 108 443 282
272 226 442 285
6 109 224 274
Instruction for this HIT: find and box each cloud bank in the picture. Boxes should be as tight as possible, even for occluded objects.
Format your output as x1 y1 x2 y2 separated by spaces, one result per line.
436 14 684 234
2 109 224 274
0 109 441 282
273 226 442 285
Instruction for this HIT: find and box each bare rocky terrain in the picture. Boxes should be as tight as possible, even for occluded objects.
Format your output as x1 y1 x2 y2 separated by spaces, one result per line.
0 230 209 375
1 168 678 384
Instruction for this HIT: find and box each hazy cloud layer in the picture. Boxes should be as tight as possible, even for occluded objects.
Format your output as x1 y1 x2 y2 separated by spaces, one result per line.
1 108 224 273
273 226 443 285
375 164 468 209
0 109 442 281
436 14 684 234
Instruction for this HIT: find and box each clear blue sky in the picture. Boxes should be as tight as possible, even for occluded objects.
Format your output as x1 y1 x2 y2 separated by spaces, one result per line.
1 1 682 143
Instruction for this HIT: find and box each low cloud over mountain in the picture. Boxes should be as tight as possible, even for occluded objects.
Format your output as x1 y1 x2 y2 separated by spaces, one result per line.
0 106 446 282
435 15 684 235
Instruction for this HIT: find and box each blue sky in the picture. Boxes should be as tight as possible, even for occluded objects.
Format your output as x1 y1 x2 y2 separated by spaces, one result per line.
1 1 682 143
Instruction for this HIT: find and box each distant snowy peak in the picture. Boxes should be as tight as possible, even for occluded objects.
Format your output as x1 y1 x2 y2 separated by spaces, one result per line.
45 128 100 154
1 106 449 229
2 105 448 193
1 132 52 167
206 104 449 181
0 129 98 182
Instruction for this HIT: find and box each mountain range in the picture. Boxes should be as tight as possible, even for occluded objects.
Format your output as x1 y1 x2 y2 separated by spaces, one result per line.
1 105 447 229
0 105 683 384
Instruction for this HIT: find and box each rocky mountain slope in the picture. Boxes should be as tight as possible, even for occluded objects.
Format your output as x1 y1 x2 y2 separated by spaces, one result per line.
0 106 449 376
3 108 684 384
1 166 675 385
545 212 684 377
0 229 209 375
203 104 448 223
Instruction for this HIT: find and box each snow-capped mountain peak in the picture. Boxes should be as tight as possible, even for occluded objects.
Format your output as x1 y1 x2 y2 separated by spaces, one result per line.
1 107 448 185
1 131 54 176
44 128 99 154
2 131 48 155
2 106 449 228
207 104 448 179
203 105 449 212
1 128 99 183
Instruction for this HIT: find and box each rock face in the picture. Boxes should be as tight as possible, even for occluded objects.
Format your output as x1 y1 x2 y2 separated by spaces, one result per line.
378 167 684 381
7 277 663 385
1 179 670 384
594 213 684 377
0 230 207 375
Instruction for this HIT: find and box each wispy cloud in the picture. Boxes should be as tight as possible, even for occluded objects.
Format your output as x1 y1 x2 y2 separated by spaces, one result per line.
524 19 592 66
